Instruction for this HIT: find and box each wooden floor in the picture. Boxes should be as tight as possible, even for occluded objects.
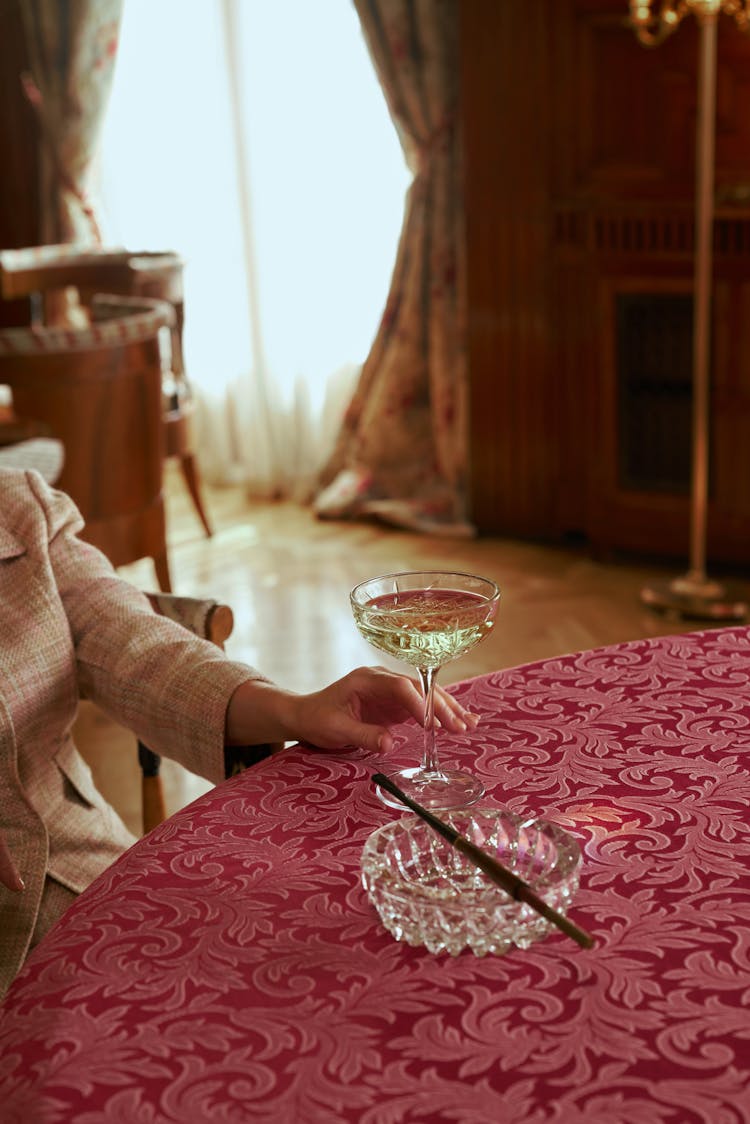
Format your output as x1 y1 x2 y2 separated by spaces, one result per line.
75 462 749 836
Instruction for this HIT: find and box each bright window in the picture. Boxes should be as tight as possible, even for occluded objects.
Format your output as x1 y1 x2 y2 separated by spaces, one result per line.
97 0 411 416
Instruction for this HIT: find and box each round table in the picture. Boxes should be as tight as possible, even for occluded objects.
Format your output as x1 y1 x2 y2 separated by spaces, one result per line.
2 627 750 1122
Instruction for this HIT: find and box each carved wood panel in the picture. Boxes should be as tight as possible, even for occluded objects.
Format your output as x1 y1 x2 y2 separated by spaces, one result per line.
462 0 750 563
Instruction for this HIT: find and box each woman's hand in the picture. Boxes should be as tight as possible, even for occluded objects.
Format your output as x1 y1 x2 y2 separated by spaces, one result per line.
289 666 478 754
0 830 24 893
225 665 479 754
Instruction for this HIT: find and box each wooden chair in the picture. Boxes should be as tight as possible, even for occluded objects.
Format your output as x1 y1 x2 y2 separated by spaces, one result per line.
0 244 213 537
138 592 274 834
0 293 173 590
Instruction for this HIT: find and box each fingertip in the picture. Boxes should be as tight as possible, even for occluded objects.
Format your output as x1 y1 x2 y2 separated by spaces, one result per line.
377 731 393 754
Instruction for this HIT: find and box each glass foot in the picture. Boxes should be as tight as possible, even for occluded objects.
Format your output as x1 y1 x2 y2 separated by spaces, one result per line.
376 766 485 812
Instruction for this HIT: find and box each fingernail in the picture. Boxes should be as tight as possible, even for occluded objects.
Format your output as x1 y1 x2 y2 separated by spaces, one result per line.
14 877 25 893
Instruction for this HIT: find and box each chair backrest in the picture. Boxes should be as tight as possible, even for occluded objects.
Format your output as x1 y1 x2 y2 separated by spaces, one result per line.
0 293 174 588
0 244 186 378
0 243 215 544
0 244 135 301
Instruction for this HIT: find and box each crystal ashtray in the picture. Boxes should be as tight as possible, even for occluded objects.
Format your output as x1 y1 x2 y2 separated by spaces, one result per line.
360 806 582 956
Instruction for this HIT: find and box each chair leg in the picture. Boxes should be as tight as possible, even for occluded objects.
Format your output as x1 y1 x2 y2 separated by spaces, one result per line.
154 552 172 593
178 452 213 537
139 743 167 834
141 776 167 834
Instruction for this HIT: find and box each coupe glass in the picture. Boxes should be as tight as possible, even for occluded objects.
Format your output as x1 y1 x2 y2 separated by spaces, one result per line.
350 570 500 810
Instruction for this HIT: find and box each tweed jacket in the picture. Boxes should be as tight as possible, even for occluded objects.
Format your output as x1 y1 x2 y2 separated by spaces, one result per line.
0 468 260 996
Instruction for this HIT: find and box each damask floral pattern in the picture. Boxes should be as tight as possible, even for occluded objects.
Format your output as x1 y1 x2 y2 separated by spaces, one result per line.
2 627 750 1122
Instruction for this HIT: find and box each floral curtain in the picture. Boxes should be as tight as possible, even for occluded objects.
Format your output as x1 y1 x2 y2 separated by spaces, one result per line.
19 0 123 243
313 0 471 536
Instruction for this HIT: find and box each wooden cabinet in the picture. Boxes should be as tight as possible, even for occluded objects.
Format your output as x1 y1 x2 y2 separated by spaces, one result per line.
579 212 750 562
460 0 750 564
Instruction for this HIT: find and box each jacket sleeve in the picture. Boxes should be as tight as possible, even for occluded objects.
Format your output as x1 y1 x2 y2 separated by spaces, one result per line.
27 471 265 786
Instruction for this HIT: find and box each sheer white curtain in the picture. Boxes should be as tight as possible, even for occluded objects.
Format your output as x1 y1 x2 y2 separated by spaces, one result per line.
97 0 410 498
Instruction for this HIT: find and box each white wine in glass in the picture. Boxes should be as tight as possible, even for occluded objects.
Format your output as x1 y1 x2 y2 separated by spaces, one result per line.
350 570 500 811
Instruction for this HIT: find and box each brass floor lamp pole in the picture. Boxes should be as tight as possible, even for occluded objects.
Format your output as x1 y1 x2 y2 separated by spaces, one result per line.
630 0 748 621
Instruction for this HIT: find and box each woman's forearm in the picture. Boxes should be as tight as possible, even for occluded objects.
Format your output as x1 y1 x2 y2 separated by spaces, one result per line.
224 679 302 746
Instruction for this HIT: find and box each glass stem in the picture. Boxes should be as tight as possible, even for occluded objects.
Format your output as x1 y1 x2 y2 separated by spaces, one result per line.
417 666 443 776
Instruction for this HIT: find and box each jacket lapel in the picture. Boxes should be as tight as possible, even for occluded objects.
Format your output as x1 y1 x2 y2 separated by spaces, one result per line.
0 527 25 561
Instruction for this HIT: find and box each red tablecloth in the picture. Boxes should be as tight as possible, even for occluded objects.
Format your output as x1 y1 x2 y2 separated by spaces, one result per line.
2 627 750 1123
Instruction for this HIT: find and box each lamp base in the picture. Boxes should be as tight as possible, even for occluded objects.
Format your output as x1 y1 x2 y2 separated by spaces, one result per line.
641 571 748 622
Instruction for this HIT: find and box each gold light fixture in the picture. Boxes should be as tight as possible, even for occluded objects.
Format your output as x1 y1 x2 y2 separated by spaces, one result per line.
630 1 750 46
629 0 749 620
